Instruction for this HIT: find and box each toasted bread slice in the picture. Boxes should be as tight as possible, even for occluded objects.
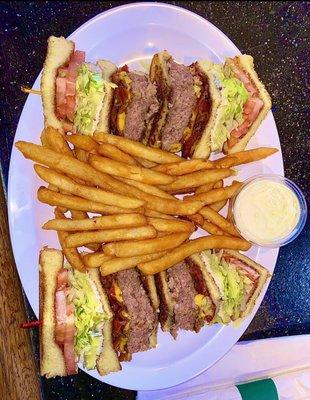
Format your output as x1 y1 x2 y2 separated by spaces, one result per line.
41 36 74 132
223 55 272 154
155 271 176 337
191 61 222 159
96 60 117 134
39 248 67 377
88 268 121 375
223 250 271 318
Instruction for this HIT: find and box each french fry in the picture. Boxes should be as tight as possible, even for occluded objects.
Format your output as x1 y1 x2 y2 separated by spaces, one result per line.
64 134 99 152
16 142 202 215
54 208 86 272
103 232 189 257
65 225 157 248
213 147 278 168
70 210 88 219
137 236 251 275
186 181 242 204
209 199 227 212
187 214 204 226
37 187 144 214
93 132 182 164
200 220 226 235
152 159 213 175
100 252 167 276
116 176 175 200
70 210 100 251
195 180 223 195
159 169 233 192
40 126 73 156
98 143 138 165
147 217 195 233
135 157 158 168
168 187 197 195
199 206 239 236
74 147 89 163
89 154 174 185
34 164 145 209
83 252 113 269
43 213 147 231
144 210 175 220
227 198 234 223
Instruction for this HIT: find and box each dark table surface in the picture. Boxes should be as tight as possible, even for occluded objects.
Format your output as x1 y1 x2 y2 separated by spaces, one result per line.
0 1 309 399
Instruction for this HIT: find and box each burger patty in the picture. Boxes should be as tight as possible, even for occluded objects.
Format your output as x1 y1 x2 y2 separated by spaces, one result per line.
167 261 197 332
124 72 159 142
117 269 157 354
161 60 196 151
186 257 216 325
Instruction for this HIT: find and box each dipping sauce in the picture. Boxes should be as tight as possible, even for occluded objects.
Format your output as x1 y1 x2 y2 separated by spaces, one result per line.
233 178 301 246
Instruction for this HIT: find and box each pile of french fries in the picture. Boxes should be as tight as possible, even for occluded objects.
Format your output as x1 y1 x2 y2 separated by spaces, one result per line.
16 127 278 276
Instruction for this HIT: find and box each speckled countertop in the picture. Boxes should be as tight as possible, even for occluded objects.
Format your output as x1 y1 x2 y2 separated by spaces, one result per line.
0 1 309 399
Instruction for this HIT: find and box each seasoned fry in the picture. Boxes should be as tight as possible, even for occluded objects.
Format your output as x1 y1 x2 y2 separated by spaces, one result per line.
83 252 113 269
186 181 242 204
195 180 223 195
98 143 138 165
138 236 251 275
227 198 234 223
40 126 73 156
153 159 213 175
64 134 98 152
116 176 174 200
89 154 174 185
34 164 145 209
43 213 147 231
65 225 157 248
209 200 227 212
199 206 239 236
93 132 182 164
103 232 189 257
159 169 233 192
147 217 195 233
54 208 86 272
100 252 167 276
213 147 278 168
37 187 143 214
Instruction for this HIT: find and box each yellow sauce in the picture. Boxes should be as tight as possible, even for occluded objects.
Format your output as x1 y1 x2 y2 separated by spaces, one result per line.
234 179 300 245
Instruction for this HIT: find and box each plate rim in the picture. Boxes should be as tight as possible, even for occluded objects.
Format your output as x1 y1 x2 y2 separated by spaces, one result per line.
7 2 284 390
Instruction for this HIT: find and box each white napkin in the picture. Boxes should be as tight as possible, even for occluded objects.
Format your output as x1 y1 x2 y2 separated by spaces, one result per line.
137 335 310 400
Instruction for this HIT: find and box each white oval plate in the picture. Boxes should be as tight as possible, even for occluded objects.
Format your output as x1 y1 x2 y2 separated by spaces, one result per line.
8 2 284 391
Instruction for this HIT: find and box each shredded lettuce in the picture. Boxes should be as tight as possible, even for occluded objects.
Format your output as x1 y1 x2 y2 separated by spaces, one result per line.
74 63 116 136
210 65 249 151
68 269 107 370
202 251 247 324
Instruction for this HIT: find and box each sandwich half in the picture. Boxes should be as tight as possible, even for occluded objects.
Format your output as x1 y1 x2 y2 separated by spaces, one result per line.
100 268 158 361
191 55 272 156
110 65 159 143
155 250 270 337
148 51 197 153
155 259 219 338
39 247 120 378
41 36 117 135
192 250 271 324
